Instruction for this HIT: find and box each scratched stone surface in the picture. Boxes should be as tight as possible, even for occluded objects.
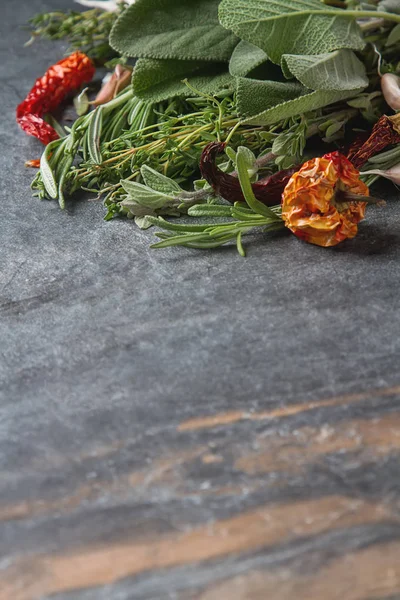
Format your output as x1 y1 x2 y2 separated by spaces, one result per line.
2 1 400 599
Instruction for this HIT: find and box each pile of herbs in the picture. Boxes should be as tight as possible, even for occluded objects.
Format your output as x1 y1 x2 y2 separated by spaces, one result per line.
27 0 400 254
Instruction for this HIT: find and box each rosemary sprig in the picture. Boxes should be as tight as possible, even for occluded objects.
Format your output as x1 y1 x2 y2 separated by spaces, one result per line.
149 148 285 256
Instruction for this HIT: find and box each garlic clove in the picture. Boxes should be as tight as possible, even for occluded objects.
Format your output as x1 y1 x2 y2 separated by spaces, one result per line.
362 164 400 185
92 65 133 106
381 72 400 111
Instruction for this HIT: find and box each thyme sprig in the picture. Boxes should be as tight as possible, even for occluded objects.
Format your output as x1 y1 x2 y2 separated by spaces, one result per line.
26 4 127 63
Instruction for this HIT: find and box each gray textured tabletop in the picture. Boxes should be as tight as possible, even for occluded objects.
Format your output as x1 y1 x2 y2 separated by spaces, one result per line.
2 1 400 599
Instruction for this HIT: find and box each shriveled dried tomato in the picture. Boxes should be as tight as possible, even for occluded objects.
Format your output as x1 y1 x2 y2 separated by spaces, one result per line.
200 142 298 206
282 152 369 247
16 51 95 145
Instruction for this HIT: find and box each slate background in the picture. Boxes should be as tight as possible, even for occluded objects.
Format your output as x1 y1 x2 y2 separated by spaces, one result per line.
2 1 400 599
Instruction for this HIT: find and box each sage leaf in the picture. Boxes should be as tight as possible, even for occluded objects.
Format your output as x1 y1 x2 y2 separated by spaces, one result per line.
132 58 205 98
281 50 368 92
237 77 306 118
110 0 238 62
88 107 103 164
229 40 268 77
132 62 235 102
219 0 364 64
141 165 183 194
238 81 365 126
121 179 179 210
134 215 156 229
386 23 400 46
378 0 400 14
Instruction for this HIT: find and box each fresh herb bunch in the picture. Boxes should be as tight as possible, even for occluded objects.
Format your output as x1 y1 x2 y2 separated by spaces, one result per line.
26 4 127 63
22 0 400 254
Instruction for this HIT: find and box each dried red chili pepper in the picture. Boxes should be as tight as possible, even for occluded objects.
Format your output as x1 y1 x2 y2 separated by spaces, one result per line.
200 142 298 206
16 51 95 145
348 115 400 169
24 159 41 169
282 152 369 247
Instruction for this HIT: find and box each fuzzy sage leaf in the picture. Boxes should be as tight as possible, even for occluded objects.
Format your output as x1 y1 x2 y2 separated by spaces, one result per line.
219 0 365 64
110 0 238 62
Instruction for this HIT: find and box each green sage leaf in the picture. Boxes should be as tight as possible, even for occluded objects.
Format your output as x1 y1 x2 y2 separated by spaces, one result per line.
219 0 364 64
110 0 238 62
121 179 179 210
132 58 205 97
229 40 268 77
386 23 400 46
132 60 235 102
134 215 156 229
141 165 183 194
236 77 306 118
281 50 368 91
238 82 365 125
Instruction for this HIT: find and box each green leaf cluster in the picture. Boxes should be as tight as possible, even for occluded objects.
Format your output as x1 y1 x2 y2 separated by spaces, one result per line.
110 0 371 124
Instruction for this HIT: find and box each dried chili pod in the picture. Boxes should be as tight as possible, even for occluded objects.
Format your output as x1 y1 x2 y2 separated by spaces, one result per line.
348 115 400 169
16 51 95 145
200 142 298 206
282 152 369 247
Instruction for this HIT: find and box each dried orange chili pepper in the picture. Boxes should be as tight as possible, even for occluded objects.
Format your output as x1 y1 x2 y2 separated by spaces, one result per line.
16 51 95 145
282 152 369 247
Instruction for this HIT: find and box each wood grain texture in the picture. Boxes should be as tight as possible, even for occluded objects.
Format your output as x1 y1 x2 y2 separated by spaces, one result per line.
2 383 400 598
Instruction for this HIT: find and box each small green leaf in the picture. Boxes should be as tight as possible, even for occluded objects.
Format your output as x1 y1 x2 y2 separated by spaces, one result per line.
134 215 156 229
325 121 345 138
236 231 246 256
121 179 178 209
386 23 400 46
187 204 232 217
229 40 268 76
87 107 104 164
236 147 280 219
40 141 59 200
57 155 74 210
140 165 182 194
236 77 306 118
73 88 90 116
281 50 368 92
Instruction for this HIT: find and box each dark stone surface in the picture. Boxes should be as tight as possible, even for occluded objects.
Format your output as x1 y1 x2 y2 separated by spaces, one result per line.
2 1 400 599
